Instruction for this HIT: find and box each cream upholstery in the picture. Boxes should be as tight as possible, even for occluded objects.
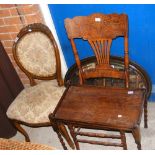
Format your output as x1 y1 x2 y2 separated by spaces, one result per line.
7 80 65 124
16 32 56 77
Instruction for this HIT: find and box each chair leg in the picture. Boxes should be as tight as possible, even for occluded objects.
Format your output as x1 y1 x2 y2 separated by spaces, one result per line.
13 122 30 142
120 131 127 150
132 126 142 150
58 124 75 149
144 98 148 128
68 125 80 150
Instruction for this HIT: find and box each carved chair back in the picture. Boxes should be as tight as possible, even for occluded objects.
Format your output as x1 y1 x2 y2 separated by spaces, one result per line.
13 23 63 86
65 13 129 87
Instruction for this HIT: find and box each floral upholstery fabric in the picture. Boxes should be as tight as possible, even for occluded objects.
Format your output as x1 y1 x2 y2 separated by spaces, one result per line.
6 80 65 124
16 32 56 77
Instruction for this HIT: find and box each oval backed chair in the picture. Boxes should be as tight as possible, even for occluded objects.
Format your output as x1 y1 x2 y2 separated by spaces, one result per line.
6 23 74 149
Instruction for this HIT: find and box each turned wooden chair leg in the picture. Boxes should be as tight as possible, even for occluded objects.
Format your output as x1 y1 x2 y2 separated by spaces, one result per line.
13 122 30 142
144 98 148 128
68 125 80 150
120 131 127 150
132 126 142 150
58 124 75 149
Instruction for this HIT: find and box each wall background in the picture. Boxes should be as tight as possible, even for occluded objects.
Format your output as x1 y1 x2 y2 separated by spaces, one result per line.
48 4 155 89
0 4 45 87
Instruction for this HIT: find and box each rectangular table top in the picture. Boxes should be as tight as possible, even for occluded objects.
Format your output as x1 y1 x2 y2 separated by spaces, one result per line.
53 85 146 130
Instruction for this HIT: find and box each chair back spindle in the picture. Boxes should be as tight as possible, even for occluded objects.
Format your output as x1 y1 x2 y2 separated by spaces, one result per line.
65 13 129 87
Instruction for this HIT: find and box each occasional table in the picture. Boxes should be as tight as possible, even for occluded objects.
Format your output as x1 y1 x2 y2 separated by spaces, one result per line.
64 56 152 128
49 85 146 150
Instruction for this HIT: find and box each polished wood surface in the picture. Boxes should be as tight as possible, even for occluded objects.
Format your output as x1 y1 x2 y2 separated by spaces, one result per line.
64 56 152 128
50 13 147 150
54 85 145 130
50 85 146 149
65 13 129 87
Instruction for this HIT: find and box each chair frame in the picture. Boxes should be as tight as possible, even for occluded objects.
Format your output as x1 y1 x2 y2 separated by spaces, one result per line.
65 13 129 88
13 23 63 86
9 23 74 149
65 13 149 128
64 13 146 149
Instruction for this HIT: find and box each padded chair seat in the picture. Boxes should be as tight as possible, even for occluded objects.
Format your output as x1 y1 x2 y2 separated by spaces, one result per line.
7 80 65 124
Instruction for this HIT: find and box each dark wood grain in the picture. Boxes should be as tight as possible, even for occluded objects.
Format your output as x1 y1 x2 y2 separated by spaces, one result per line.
54 86 145 130
50 13 147 149
51 85 146 149
64 56 151 128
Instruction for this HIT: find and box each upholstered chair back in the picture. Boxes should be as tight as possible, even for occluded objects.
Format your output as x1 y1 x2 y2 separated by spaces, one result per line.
13 23 63 86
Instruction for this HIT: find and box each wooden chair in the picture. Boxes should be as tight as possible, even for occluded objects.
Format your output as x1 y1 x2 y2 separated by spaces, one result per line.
63 13 146 149
65 13 129 87
65 13 148 128
6 23 74 149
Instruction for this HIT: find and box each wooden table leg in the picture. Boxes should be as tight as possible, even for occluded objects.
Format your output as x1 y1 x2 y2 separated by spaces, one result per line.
68 125 80 150
132 126 142 150
144 98 148 128
52 122 68 150
58 124 75 149
120 131 127 150
56 129 68 150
